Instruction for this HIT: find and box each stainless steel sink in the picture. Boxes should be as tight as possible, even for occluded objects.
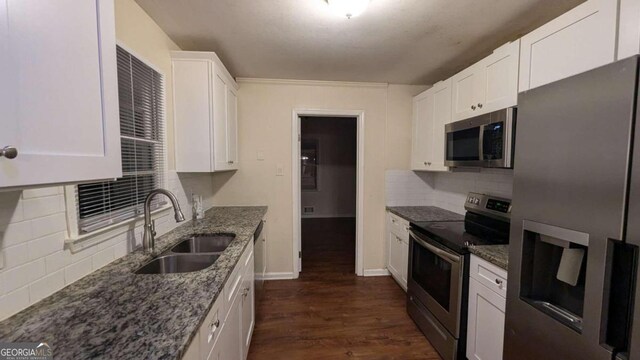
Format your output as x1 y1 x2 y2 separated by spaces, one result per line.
134 254 219 274
170 233 235 254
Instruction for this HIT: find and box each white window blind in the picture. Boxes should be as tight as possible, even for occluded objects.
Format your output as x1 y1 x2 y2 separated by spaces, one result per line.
76 46 166 234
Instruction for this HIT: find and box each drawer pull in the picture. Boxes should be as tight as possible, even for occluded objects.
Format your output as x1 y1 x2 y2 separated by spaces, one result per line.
495 278 504 288
210 319 220 332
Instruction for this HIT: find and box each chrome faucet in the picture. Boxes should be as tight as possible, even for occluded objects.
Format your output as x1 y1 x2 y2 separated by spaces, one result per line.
142 189 186 254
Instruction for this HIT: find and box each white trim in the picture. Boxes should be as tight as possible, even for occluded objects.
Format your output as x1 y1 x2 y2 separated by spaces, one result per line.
260 272 297 280
292 109 365 278
238 77 388 88
364 269 391 277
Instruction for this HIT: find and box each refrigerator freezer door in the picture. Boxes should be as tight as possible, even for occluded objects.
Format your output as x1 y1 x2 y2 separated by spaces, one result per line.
505 56 639 360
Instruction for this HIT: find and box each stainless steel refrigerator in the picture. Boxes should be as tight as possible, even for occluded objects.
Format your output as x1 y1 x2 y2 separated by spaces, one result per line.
505 55 640 360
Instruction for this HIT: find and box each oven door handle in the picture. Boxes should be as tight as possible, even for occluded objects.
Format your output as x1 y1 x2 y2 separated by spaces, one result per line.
410 231 461 264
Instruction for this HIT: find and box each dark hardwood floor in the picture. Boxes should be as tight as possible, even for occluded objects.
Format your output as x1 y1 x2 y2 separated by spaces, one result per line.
248 218 441 360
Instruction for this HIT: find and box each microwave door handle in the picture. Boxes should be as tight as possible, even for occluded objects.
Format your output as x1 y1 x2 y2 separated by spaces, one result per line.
410 231 460 264
478 124 485 162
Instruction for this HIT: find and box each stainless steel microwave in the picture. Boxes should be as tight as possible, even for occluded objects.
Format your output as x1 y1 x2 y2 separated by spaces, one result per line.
444 108 516 168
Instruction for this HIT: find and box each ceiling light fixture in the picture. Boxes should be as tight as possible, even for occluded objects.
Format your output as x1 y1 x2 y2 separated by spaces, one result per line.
326 0 370 19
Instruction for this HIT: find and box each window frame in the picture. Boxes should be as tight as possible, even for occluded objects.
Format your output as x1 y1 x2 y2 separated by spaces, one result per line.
64 43 170 251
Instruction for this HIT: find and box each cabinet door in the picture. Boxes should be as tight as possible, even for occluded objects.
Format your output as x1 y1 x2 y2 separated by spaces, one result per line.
173 59 213 172
213 72 230 171
429 80 451 171
467 278 506 360
226 86 238 170
241 256 255 359
618 0 640 59
411 91 432 170
477 41 519 114
0 0 121 188
400 239 409 289
519 0 617 91
387 231 405 289
451 64 481 121
219 293 242 360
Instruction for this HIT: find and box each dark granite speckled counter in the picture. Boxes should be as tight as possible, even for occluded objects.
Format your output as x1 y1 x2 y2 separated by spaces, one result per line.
0 206 267 360
386 206 464 223
469 245 509 270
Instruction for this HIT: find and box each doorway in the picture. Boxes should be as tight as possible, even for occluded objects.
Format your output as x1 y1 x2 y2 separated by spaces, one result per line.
292 110 365 278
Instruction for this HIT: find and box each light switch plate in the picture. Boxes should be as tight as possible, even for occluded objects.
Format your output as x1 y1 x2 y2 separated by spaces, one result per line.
276 164 284 176
257 151 265 161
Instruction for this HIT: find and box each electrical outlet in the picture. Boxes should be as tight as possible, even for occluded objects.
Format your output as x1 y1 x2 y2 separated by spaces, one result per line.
257 151 265 161
276 164 284 176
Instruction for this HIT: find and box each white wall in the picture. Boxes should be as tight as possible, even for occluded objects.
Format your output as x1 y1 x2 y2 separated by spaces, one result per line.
301 117 357 218
210 80 427 275
0 0 216 321
385 169 513 214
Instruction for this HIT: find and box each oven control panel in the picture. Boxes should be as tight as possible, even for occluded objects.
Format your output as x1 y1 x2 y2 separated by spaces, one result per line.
465 192 512 219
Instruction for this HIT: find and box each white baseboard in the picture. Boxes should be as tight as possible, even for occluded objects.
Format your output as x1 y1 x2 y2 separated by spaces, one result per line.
260 272 296 280
363 268 391 277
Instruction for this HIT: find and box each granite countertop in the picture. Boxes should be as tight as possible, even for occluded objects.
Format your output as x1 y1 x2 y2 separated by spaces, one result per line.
386 206 465 223
469 244 509 270
0 206 267 360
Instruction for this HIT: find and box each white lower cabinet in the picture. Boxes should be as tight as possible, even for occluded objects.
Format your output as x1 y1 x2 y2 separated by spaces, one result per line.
466 255 507 360
183 241 255 360
386 212 410 291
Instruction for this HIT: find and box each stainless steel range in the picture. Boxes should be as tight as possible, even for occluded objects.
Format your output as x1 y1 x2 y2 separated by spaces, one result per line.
407 192 511 360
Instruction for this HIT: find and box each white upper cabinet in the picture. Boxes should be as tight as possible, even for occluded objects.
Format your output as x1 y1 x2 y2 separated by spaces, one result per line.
411 80 451 171
0 0 121 189
519 0 618 91
172 51 239 172
618 0 640 58
452 40 519 121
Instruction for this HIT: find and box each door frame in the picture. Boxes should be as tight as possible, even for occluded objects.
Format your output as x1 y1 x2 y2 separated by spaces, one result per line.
292 109 365 278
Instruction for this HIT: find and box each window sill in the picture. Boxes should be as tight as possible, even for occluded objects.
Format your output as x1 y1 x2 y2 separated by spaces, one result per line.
65 205 172 254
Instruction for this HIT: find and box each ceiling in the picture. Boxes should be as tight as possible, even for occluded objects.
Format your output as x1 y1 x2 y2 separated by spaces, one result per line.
135 0 584 85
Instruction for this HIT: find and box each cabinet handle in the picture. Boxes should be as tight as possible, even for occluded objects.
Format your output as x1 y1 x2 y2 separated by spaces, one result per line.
477 103 483 109
209 319 220 332
427 162 432 166
423 161 428 166
495 278 504 288
471 105 476 110
242 287 250 297
0 146 18 159
228 160 234 164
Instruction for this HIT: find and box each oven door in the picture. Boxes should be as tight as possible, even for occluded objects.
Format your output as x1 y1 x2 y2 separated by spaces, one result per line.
408 230 464 336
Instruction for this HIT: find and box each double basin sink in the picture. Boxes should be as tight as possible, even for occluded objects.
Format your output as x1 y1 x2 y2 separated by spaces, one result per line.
135 233 235 274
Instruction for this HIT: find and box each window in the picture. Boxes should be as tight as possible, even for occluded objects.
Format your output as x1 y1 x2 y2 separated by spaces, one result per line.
75 46 166 234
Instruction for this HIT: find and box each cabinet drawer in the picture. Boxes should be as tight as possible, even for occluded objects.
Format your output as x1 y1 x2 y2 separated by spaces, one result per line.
388 213 410 240
200 294 225 358
470 255 507 298
223 242 254 311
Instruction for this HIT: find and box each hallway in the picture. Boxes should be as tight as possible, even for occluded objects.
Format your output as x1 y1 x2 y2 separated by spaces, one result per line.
247 218 441 360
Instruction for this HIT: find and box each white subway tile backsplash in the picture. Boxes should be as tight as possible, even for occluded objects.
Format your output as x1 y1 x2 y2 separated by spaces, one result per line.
385 169 514 215
22 187 62 200
64 257 93 285
22 195 64 220
0 170 216 321
0 286 29 320
45 251 71 274
3 243 29 269
92 247 115 271
29 270 65 304
27 232 65 261
31 213 66 239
